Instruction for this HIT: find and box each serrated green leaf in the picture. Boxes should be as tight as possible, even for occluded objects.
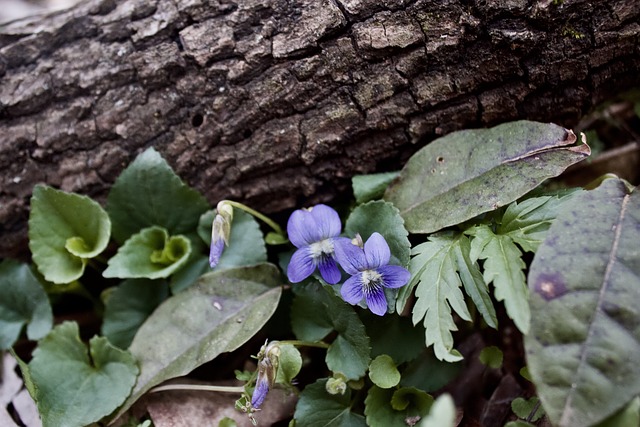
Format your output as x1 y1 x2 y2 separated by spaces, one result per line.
113 264 282 419
512 397 544 421
368 355 400 389
361 312 425 364
101 279 169 349
406 233 471 362
385 121 590 234
468 225 530 333
28 322 138 427
525 177 640 427
29 185 110 284
295 379 366 427
419 393 456 427
276 344 302 385
107 148 210 244
292 282 371 380
103 226 191 279
0 260 52 350
352 171 400 204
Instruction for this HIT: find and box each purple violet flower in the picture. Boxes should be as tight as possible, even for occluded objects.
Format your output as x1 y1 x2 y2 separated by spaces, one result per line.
287 204 346 284
209 202 234 269
251 372 270 409
334 232 411 316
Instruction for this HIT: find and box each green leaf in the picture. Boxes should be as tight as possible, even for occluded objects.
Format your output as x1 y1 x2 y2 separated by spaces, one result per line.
525 177 640 427
28 322 138 427
467 225 530 333
29 185 111 284
352 171 400 204
345 200 411 268
101 279 170 349
291 282 371 380
107 147 210 244
361 312 425 364
405 232 473 362
114 264 282 419
0 260 52 350
385 120 590 234
419 393 456 427
511 397 544 422
593 396 640 427
276 343 302 385
504 422 535 427
169 253 210 294
400 350 462 392
294 379 367 427
479 346 503 369
390 387 433 413
103 226 191 279
365 386 412 427
197 209 268 269
368 355 400 389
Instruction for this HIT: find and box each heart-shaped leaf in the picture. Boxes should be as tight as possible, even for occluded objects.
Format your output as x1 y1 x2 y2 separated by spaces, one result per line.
526 177 640 427
107 148 210 244
103 226 191 279
113 264 282 419
385 121 590 233
368 355 400 389
294 379 366 427
27 322 138 427
0 260 52 350
29 185 111 284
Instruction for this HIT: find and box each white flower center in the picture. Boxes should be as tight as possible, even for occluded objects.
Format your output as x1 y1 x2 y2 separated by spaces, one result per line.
361 269 383 293
309 239 334 263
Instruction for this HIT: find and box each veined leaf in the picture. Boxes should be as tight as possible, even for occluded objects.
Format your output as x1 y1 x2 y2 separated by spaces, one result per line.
385 121 590 233
406 232 472 362
294 379 367 427
352 171 400 204
113 264 282 420
525 177 640 427
107 148 210 244
29 185 111 284
468 225 530 333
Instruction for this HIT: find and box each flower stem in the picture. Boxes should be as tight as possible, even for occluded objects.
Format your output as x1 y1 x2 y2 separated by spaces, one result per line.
278 340 330 349
224 201 287 240
150 384 246 394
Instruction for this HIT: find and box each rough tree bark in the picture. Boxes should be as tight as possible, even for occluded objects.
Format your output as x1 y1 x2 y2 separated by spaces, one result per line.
1 0 639 258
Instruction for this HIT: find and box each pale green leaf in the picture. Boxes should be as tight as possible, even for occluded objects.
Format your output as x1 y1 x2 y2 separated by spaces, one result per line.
385 120 590 233
525 177 640 427
294 379 367 427
114 264 282 419
29 185 110 284
101 279 169 349
390 387 433 413
368 355 400 389
479 346 503 369
0 260 52 350
419 393 456 427
593 396 640 427
103 226 191 279
107 147 210 244
352 171 400 204
28 322 138 427
276 344 302 385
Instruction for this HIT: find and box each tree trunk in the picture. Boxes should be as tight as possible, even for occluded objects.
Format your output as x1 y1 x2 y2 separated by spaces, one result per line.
1 0 639 258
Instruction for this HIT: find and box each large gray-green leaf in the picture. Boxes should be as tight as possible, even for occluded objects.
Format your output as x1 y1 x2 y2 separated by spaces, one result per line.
106 148 210 244
0 260 52 350
525 177 640 427
385 121 590 233
28 322 138 427
114 264 282 419
29 185 111 284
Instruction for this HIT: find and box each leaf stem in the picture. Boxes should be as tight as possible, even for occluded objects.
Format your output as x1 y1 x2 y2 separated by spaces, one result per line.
150 384 246 394
278 340 330 349
224 201 287 241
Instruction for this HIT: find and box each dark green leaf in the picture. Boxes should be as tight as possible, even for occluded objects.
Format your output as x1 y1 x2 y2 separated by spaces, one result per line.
0 260 52 350
107 148 210 244
390 387 433 413
101 279 170 349
28 322 138 427
294 379 367 427
169 253 209 294
103 226 191 279
114 264 282 419
400 350 462 392
352 171 400 204
479 346 503 369
526 177 640 427
361 312 425 364
364 386 411 427
511 397 544 421
29 185 110 284
385 121 590 233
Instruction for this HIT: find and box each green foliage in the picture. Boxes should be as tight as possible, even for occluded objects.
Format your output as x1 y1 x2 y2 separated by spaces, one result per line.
362 312 425 364
368 355 400 389
276 343 303 384
106 147 209 244
294 379 367 427
352 171 400 204
593 397 640 427
29 184 111 284
26 322 138 427
385 120 590 234
400 350 462 392
526 177 640 427
101 279 170 348
0 260 52 350
511 397 544 421
365 386 431 427
479 346 503 369
291 281 371 380
115 264 282 419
